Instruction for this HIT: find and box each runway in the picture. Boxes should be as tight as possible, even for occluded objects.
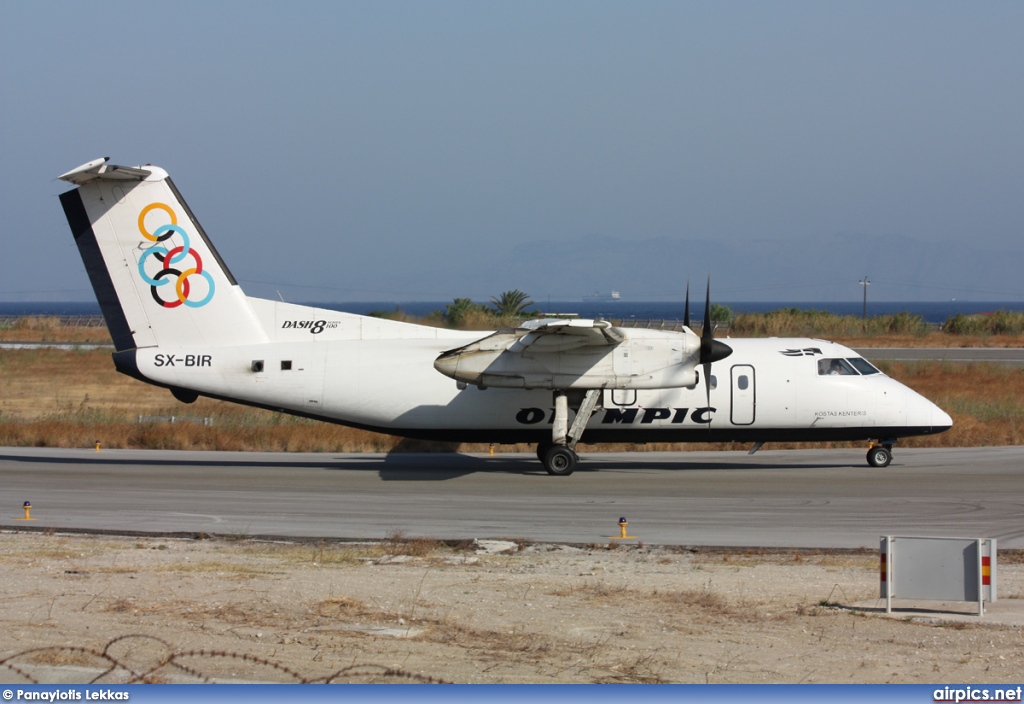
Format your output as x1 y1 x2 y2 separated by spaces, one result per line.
3 446 1023 548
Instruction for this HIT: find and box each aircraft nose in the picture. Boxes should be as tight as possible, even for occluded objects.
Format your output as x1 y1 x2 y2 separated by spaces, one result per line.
932 403 953 431
907 390 953 433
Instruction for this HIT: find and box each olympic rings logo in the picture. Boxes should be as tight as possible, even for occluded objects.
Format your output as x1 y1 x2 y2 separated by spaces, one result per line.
136 202 215 308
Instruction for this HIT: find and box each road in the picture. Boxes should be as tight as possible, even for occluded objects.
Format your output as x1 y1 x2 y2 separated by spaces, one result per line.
854 347 1024 364
2 446 1022 548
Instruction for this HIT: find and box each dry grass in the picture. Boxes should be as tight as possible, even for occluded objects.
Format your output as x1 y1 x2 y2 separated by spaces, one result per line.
383 530 445 558
651 587 735 614
314 596 377 620
0 317 112 344
834 332 1024 348
238 541 392 566
25 648 102 667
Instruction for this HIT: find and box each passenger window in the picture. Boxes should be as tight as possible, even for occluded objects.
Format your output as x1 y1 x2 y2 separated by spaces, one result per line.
847 357 880 375
737 375 749 390
817 358 858 376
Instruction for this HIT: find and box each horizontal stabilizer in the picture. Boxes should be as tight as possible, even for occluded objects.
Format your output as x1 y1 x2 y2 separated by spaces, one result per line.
59 157 156 185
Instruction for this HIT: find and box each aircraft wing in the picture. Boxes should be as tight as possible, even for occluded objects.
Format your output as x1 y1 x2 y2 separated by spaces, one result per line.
435 317 701 389
515 318 625 352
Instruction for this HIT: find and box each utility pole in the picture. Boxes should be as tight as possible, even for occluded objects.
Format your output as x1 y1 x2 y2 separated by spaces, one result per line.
859 276 870 319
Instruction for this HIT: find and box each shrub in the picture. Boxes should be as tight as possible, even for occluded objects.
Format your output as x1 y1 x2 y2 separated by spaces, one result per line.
942 310 1024 336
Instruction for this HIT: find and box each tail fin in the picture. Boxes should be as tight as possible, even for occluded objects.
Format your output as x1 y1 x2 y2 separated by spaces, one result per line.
59 158 267 351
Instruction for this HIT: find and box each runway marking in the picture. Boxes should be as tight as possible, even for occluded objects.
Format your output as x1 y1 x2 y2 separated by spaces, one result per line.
166 512 226 524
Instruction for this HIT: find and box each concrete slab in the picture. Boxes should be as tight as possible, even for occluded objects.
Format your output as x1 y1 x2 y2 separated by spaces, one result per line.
851 598 1024 626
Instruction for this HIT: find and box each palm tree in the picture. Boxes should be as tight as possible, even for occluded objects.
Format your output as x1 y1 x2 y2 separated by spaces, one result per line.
489 289 535 318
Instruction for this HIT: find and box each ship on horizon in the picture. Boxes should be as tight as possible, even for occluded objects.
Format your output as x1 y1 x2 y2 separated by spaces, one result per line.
583 290 621 302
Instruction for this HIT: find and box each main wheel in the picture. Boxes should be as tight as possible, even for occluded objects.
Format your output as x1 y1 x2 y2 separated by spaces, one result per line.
867 446 892 468
536 440 554 463
543 446 578 476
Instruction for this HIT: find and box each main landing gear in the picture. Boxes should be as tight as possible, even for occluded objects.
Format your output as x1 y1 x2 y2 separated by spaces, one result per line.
867 441 896 468
537 389 602 476
541 444 578 476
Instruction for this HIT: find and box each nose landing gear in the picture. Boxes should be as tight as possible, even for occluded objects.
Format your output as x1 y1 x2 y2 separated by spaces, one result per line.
867 441 895 468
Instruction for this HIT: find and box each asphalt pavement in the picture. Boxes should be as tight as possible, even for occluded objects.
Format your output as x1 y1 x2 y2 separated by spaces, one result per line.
2 445 1022 548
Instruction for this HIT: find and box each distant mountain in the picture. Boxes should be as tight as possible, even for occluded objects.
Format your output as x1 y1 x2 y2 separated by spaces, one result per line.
488 232 1024 302
255 231 1024 303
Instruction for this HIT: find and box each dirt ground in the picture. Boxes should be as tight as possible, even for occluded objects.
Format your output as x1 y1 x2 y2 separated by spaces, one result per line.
0 531 1021 684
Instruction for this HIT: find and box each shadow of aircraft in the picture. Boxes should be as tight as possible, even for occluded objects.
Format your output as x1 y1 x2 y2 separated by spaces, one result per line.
0 450 857 482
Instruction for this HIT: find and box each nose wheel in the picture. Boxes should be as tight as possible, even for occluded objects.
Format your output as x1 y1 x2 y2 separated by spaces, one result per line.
867 444 893 468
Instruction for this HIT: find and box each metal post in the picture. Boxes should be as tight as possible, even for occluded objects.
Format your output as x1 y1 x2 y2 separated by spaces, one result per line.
886 535 893 614
860 277 870 319
978 538 984 617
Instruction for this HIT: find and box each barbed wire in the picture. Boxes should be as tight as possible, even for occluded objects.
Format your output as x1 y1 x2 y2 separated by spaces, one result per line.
0 634 448 684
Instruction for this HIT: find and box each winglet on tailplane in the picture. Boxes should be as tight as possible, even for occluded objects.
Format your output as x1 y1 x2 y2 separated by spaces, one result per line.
58 158 268 352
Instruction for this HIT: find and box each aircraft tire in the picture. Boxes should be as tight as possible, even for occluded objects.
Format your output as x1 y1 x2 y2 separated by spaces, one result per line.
867 446 892 468
544 446 577 476
536 440 554 463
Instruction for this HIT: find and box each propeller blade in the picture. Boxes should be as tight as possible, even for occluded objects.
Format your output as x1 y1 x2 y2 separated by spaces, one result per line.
696 277 733 427
702 360 713 420
701 279 712 345
684 282 691 329
698 279 733 366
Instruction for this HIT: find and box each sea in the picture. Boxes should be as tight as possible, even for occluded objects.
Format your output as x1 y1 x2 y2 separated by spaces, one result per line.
4 300 1023 324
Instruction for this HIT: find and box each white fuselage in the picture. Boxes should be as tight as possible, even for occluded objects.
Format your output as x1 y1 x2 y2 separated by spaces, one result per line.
123 299 951 445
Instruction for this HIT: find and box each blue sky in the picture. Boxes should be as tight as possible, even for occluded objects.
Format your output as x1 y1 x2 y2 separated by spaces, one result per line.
3 2 1023 303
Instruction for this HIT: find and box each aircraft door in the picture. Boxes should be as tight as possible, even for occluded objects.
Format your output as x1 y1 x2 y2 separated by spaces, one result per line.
731 364 755 425
604 388 637 407
609 345 637 405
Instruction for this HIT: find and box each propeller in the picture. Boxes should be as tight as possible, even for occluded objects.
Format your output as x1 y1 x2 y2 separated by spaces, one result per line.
697 278 733 423
683 282 691 330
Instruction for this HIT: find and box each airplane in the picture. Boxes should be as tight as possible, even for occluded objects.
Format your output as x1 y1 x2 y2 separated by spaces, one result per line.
57 157 952 475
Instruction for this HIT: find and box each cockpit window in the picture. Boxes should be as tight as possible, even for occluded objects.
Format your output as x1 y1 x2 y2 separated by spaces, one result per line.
817 358 858 376
846 357 881 375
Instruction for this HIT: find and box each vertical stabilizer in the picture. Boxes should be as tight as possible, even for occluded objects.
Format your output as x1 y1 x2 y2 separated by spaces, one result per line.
59 159 267 351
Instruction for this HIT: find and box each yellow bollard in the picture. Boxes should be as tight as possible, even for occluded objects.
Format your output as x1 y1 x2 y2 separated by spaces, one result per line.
13 501 36 521
608 516 636 540
95 440 101 452
489 443 495 456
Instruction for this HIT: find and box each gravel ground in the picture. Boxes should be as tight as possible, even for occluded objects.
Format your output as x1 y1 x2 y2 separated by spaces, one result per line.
1 532 1021 684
